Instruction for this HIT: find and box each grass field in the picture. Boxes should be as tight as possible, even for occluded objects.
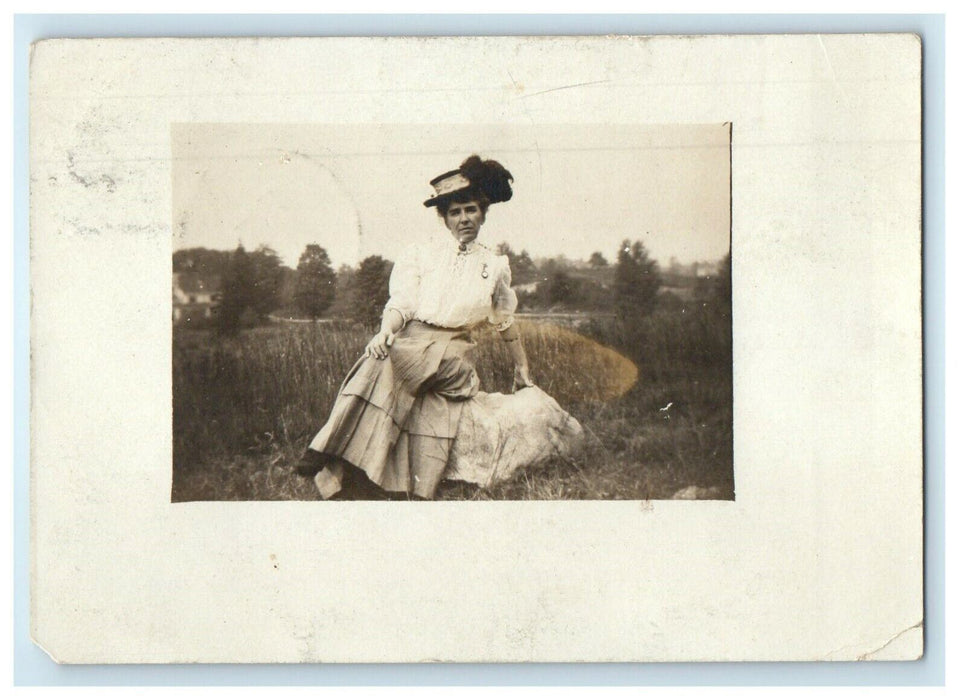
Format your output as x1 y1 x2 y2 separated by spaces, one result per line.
172 311 733 501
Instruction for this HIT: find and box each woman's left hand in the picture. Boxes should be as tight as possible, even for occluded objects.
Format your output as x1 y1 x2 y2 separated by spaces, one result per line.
512 365 535 392
364 330 395 360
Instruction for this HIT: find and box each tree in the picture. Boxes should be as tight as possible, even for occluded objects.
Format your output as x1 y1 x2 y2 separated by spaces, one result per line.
294 244 336 319
352 255 394 329
613 239 661 321
173 247 232 277
548 270 576 306
249 245 284 319
216 244 255 336
537 255 568 278
327 264 359 319
495 242 537 285
588 251 608 268
513 249 537 284
276 266 298 310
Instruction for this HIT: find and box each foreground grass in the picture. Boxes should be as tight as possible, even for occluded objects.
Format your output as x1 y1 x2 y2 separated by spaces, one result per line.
172 317 733 501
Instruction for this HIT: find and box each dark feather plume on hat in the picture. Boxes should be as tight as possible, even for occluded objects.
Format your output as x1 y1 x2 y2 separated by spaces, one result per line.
460 155 514 204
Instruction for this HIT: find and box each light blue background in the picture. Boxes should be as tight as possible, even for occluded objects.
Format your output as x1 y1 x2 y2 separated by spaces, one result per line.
13 13 945 686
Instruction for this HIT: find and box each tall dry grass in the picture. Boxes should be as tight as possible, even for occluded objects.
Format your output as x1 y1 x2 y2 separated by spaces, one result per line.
173 311 732 501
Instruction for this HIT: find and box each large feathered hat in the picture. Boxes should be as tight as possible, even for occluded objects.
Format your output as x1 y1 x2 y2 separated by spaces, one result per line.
423 155 514 208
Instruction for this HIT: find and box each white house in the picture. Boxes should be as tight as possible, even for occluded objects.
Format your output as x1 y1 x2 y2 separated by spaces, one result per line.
172 272 219 323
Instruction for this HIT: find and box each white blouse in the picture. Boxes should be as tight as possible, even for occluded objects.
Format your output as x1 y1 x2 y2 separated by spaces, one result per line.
385 232 517 331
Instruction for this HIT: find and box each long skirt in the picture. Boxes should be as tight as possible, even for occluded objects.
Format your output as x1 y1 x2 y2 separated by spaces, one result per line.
307 321 480 499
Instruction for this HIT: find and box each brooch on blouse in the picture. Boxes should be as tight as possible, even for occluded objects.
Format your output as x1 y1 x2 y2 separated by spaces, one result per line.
481 263 489 279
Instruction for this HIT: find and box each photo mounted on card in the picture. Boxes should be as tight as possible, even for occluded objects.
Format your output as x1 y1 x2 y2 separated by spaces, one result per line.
30 35 922 663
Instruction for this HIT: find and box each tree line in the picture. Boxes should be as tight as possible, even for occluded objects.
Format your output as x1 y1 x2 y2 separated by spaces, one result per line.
173 239 730 336
174 243 393 336
509 240 729 322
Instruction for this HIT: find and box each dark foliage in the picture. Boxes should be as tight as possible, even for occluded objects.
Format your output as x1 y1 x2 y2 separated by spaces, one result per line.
326 264 359 319
579 251 733 386
614 239 661 322
215 244 256 336
521 271 612 311
352 255 393 329
495 242 538 285
173 247 233 277
294 244 337 320
176 245 287 327
249 245 285 319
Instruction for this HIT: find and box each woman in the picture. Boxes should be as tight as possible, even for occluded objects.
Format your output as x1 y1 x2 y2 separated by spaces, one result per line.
296 155 534 500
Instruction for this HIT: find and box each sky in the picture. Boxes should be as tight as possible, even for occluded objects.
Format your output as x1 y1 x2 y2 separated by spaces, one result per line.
172 123 731 270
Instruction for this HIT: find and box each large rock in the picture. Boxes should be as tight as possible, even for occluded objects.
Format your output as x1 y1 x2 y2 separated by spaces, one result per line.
671 485 730 500
444 387 583 487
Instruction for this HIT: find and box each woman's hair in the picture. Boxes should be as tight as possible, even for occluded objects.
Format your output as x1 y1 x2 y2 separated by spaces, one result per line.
435 189 490 219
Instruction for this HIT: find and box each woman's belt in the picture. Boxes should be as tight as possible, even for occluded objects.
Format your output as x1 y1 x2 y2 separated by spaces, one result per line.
410 318 463 332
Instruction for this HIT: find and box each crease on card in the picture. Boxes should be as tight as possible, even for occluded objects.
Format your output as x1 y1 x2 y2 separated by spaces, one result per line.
514 79 611 100
287 150 364 263
857 620 923 661
817 36 847 101
822 620 923 661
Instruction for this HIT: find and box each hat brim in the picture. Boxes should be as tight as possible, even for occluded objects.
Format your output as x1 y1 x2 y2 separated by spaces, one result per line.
423 185 474 208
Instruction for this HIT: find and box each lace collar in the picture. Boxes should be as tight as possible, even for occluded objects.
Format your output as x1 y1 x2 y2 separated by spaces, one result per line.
435 231 483 256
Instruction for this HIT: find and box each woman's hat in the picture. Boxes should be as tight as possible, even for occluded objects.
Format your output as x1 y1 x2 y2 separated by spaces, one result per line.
423 155 514 208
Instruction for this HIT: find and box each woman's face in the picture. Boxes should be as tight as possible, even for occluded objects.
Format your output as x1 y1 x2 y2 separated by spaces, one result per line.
444 200 485 245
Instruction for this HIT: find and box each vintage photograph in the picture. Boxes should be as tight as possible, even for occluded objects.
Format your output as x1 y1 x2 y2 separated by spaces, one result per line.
171 123 733 502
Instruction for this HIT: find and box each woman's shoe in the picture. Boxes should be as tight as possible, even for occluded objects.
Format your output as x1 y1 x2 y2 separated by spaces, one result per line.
295 449 327 478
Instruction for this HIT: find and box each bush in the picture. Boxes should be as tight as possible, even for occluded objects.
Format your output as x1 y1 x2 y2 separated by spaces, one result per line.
583 305 731 382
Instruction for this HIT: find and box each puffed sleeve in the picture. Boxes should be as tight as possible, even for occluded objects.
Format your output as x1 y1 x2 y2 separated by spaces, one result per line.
385 245 421 323
488 255 517 331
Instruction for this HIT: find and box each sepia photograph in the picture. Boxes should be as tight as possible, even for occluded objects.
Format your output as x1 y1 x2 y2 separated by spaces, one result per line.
171 124 733 502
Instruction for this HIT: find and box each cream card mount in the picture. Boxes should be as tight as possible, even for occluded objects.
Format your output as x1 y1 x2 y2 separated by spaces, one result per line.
30 35 922 663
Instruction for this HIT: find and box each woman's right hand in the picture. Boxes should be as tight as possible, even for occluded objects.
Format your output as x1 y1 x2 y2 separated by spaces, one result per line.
364 330 395 360
512 364 535 392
